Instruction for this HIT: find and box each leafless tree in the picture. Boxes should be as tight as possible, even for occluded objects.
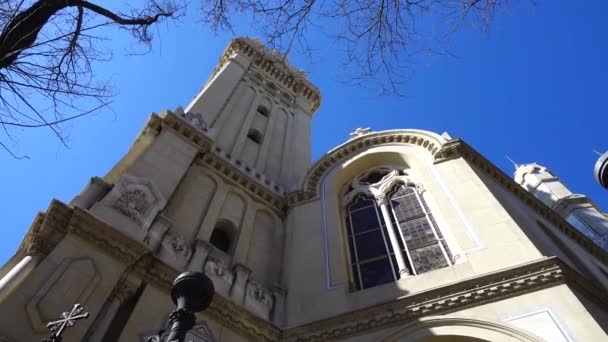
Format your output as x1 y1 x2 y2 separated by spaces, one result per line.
200 0 519 95
0 0 520 157
0 0 180 158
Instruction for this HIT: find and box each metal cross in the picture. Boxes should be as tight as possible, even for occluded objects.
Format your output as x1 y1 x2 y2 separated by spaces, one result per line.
44 304 89 342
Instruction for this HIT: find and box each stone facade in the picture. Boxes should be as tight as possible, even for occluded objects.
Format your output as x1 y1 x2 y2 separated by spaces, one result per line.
0 37 607 341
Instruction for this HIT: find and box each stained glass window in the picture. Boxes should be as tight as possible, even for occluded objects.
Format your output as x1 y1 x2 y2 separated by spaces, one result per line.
344 181 452 291
345 195 398 290
388 184 451 275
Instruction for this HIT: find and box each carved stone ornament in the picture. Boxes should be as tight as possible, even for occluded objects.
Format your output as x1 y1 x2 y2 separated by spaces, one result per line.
175 106 208 132
344 166 414 205
103 174 166 229
204 257 233 284
246 281 273 309
349 127 372 140
164 232 191 257
114 189 149 220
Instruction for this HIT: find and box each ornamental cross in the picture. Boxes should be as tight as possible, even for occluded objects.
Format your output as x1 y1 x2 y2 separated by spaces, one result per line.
44 304 89 342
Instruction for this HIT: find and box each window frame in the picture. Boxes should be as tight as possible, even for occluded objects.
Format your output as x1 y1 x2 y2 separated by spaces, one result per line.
342 167 453 291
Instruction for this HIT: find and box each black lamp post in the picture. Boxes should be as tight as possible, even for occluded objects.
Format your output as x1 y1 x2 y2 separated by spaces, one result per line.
150 271 214 342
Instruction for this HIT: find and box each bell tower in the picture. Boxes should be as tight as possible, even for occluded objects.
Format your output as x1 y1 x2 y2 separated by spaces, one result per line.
186 38 320 190
0 37 321 342
515 162 608 249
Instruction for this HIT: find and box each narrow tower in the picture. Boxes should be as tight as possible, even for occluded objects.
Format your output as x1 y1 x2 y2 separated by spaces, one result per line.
515 162 608 249
0 37 321 341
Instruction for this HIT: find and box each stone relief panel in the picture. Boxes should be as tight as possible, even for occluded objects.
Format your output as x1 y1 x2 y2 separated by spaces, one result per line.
26 258 100 332
156 231 193 270
244 281 274 320
203 257 234 297
174 106 210 133
141 321 215 342
100 174 166 231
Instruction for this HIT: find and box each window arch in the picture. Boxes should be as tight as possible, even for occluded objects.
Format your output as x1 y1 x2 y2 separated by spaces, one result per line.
344 167 452 291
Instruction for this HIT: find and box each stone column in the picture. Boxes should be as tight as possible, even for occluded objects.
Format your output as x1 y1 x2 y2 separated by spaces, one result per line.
270 284 287 326
70 177 112 209
187 240 214 272
145 215 172 253
233 202 257 264
86 281 139 342
230 263 252 304
196 186 228 241
376 195 409 277
0 254 41 303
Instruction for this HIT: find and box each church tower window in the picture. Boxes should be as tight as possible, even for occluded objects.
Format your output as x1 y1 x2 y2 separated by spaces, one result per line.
247 129 263 144
257 105 270 117
344 167 452 291
210 220 235 253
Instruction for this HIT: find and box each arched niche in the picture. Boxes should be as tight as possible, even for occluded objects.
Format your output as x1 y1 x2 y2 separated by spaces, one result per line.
382 317 543 342
247 209 283 285
210 218 238 254
165 167 218 244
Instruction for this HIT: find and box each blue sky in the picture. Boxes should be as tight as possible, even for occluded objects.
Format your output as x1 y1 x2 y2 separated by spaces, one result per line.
1 1 607 265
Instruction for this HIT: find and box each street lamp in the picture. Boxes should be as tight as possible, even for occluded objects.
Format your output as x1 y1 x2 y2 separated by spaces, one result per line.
149 271 215 342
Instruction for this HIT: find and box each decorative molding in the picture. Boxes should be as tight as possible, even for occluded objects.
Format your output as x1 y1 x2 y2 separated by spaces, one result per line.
197 152 285 216
101 174 166 230
212 37 321 112
289 131 608 268
449 139 608 265
349 127 372 140
289 129 447 207
282 257 567 341
13 200 608 342
159 109 214 152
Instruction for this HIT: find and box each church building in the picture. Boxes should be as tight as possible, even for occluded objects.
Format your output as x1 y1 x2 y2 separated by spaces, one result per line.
1 37 607 341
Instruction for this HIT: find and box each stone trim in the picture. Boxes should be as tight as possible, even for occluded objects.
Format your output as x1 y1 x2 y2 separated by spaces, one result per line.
212 37 321 112
450 140 608 266
197 153 285 216
158 109 214 151
281 257 606 342
290 132 608 267
289 130 447 207
17 201 280 342
15 201 608 341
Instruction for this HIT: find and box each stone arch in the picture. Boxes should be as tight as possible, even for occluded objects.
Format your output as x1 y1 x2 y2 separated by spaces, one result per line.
247 209 283 285
382 317 544 342
311 144 473 289
301 129 448 197
219 188 248 229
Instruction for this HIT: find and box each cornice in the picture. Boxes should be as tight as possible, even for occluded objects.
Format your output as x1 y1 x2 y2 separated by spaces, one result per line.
15 200 608 342
281 257 607 342
449 140 608 266
289 130 447 207
214 37 321 112
17 200 279 341
157 110 214 152
197 152 286 216
289 132 608 266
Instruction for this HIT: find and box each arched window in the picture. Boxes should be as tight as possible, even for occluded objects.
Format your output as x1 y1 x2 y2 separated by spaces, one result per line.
346 195 400 290
247 129 263 144
344 168 452 291
210 220 235 253
257 105 270 117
